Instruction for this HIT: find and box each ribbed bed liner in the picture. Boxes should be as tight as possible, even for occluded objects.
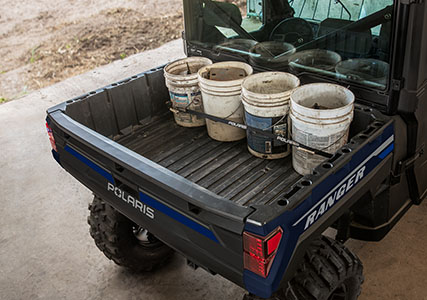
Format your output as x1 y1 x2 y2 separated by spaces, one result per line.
117 114 301 207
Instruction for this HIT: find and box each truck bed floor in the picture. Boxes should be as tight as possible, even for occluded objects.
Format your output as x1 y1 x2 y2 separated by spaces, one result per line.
116 114 301 207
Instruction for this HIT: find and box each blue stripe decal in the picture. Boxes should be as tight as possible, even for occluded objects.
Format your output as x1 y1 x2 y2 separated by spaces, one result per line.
378 143 394 159
65 145 114 183
139 192 219 243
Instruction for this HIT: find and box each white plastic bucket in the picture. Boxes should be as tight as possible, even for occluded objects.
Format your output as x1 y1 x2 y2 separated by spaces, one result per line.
336 59 390 85
164 57 213 127
249 41 296 70
198 61 253 142
290 83 355 175
214 39 258 57
288 49 342 73
241 72 300 159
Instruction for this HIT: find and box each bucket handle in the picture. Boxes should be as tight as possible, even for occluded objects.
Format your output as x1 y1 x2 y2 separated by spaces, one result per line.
259 114 288 131
222 103 243 120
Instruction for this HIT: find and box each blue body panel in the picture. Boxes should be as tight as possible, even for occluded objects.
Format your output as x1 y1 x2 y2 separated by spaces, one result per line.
65 145 115 183
63 144 219 244
243 124 394 298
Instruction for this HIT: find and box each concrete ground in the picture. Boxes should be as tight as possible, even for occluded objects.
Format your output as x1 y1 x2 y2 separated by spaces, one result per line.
0 39 426 300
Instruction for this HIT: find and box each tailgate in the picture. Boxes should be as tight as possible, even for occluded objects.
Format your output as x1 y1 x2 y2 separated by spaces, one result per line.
47 109 254 287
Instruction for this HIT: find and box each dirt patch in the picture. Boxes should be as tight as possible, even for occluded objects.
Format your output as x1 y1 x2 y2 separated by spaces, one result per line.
27 8 182 90
0 0 250 102
0 0 183 102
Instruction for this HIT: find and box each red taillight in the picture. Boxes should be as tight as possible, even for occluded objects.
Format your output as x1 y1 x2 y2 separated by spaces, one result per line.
267 230 282 255
243 227 283 278
46 122 57 152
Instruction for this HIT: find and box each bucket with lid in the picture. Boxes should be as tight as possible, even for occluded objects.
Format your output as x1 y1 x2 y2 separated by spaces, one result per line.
198 61 253 142
241 72 300 159
164 57 213 127
290 83 355 175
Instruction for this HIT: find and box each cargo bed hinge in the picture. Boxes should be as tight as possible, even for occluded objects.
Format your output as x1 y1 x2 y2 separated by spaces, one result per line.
391 78 404 91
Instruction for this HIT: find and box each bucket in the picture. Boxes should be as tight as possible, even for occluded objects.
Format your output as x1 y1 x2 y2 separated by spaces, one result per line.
335 59 389 85
241 72 300 159
288 49 341 73
164 57 213 127
198 61 253 142
214 39 258 57
249 41 296 70
290 83 355 175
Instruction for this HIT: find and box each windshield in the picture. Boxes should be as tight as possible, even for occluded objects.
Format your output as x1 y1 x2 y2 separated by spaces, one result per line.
184 0 394 90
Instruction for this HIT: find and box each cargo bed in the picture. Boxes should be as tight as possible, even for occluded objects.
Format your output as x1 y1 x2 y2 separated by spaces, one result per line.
115 113 301 207
47 65 395 298
48 65 388 214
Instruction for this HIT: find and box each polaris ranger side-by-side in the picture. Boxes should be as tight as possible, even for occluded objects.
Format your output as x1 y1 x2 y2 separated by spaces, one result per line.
46 0 426 299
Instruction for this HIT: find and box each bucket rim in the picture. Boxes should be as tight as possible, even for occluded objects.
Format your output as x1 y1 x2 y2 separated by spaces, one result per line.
288 49 342 62
290 109 354 125
165 57 213 80
242 95 290 107
335 58 390 81
249 41 296 54
291 83 355 114
242 71 300 99
198 61 253 86
290 104 354 122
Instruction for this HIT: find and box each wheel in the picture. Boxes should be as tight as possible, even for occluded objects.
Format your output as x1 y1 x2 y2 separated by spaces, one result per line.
243 236 363 300
283 236 364 300
88 195 174 272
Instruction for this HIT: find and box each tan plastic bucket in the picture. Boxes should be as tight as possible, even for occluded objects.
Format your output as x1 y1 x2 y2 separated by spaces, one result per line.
164 57 213 127
198 61 253 142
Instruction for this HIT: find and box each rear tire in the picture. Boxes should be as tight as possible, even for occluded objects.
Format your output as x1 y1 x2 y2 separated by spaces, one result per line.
88 195 174 272
283 236 364 300
243 236 364 300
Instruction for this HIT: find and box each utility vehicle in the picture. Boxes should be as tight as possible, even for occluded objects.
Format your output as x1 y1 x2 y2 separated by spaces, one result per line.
46 0 426 299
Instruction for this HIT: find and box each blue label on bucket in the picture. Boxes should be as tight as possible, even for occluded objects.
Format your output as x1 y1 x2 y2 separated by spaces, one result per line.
169 91 202 106
245 112 289 155
169 92 189 105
